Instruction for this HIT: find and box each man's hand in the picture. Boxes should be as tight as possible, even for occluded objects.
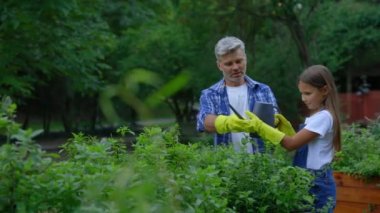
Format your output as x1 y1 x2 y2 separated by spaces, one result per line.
214 114 250 134
245 111 285 145
275 114 296 136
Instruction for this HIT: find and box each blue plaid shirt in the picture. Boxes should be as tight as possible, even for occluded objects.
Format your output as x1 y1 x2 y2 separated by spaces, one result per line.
196 76 278 146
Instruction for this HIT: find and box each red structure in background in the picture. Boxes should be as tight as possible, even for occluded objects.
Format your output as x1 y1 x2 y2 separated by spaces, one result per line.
339 90 380 124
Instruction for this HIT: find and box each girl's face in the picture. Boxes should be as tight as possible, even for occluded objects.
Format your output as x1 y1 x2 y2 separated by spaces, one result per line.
298 81 328 115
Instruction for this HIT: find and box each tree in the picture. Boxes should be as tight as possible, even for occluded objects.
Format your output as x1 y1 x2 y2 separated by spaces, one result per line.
0 0 116 132
103 0 213 123
309 0 380 75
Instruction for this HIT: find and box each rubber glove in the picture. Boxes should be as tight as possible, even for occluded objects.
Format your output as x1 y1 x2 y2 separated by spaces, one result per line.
275 114 296 136
214 114 250 134
245 111 285 145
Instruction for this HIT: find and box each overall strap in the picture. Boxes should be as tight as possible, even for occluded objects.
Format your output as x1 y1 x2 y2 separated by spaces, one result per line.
293 123 308 168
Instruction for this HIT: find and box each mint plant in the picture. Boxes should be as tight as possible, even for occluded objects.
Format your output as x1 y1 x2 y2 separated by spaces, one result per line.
0 96 316 212
333 119 380 179
0 97 49 212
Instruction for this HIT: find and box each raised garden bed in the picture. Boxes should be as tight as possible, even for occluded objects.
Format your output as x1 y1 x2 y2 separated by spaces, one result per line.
332 118 380 213
334 172 380 213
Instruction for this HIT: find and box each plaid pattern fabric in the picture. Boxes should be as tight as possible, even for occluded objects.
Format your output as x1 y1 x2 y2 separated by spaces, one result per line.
196 75 278 146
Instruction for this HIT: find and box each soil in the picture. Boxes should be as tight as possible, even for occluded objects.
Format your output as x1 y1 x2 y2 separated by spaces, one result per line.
35 121 199 153
37 136 68 152
36 133 137 153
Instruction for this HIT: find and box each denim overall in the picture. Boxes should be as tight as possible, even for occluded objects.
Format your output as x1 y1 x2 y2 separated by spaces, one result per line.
293 124 336 212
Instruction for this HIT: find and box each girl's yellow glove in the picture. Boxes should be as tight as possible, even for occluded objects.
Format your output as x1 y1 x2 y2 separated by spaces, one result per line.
275 114 296 136
245 111 285 145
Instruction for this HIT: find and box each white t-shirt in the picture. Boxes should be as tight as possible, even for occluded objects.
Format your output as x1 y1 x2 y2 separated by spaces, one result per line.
226 84 253 153
304 110 334 170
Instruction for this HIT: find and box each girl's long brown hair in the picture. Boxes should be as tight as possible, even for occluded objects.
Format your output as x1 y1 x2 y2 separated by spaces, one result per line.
299 65 341 151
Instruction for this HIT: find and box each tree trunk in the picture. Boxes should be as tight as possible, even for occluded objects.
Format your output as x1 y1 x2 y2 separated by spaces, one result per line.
285 19 310 67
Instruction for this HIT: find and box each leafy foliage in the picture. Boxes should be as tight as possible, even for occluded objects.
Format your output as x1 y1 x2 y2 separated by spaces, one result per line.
0 97 48 212
333 119 380 179
0 98 316 212
308 0 380 72
2 0 380 128
0 0 115 99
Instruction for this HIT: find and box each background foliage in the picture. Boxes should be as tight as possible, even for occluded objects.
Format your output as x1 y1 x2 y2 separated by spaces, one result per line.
1 0 380 131
333 118 380 179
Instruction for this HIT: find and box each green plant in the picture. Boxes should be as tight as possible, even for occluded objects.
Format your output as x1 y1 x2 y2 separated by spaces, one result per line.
333 119 380 179
0 97 50 212
0 97 316 212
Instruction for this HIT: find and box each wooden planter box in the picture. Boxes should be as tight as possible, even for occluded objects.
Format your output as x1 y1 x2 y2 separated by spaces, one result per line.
334 172 380 213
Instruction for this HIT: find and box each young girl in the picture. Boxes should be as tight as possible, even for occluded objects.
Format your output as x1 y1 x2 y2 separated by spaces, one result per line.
244 65 341 212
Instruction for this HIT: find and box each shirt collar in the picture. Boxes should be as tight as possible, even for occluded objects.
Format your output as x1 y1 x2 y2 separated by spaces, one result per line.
213 75 260 93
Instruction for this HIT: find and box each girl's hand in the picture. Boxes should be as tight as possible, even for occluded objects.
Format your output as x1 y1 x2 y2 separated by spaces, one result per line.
245 111 285 145
275 114 296 136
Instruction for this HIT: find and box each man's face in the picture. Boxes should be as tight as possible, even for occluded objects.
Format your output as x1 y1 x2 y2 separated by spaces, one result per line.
217 48 247 86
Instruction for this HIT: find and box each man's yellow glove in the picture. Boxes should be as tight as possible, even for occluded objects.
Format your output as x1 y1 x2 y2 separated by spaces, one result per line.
245 111 285 145
214 114 249 134
275 114 296 136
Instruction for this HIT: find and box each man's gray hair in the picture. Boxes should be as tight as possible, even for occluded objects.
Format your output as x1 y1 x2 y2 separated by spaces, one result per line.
214 36 245 60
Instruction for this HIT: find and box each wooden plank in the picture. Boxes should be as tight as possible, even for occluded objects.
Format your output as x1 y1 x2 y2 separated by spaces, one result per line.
334 172 380 189
335 201 374 213
337 187 380 204
334 172 380 212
